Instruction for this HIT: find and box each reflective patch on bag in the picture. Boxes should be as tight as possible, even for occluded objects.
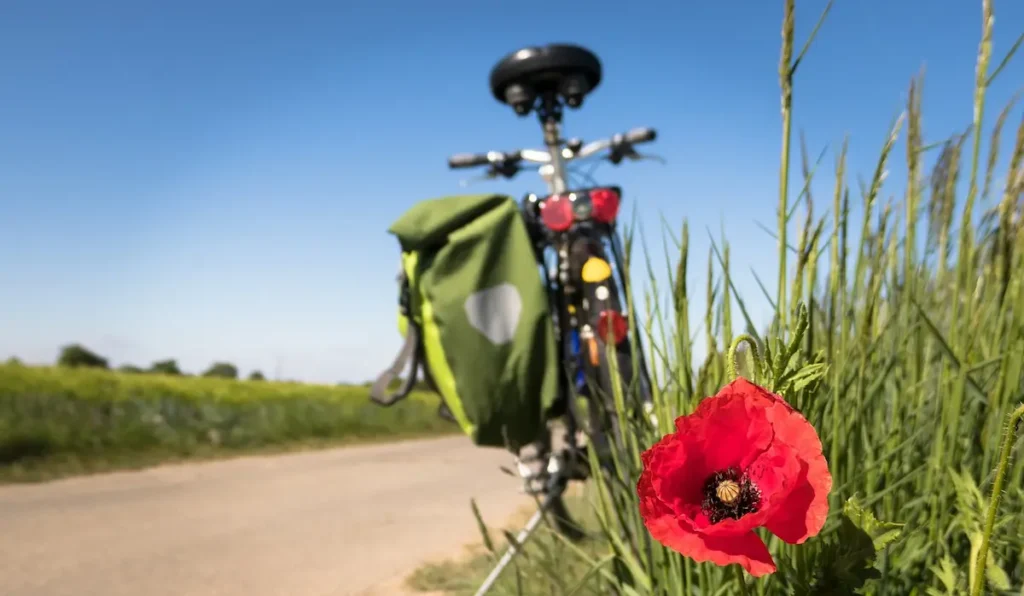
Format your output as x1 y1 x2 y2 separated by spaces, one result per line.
464 282 522 345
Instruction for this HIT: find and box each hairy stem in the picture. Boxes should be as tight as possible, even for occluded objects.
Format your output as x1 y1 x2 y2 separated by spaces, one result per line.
728 334 764 385
970 403 1024 596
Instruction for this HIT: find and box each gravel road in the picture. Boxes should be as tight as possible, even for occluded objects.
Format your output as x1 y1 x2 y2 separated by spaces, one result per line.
0 436 531 596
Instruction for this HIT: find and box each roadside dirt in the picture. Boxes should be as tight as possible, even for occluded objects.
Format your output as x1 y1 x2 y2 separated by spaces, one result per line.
0 436 532 596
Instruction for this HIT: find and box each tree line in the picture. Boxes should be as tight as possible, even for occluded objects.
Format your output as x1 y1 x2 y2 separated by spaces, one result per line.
48 343 266 381
5 343 436 388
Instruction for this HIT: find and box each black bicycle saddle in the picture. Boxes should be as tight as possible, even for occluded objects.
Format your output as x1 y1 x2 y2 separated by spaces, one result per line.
489 44 602 113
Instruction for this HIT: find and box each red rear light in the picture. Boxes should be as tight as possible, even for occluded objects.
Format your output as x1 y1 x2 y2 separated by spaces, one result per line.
540 194 574 232
589 188 621 224
597 310 629 344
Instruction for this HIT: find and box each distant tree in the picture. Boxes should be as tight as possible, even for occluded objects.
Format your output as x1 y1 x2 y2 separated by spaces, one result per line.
202 362 239 379
150 359 183 376
57 344 109 369
5 356 23 367
248 370 266 381
118 364 144 374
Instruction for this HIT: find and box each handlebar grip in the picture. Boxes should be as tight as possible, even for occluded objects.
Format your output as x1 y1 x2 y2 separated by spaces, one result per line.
447 153 490 169
624 127 657 144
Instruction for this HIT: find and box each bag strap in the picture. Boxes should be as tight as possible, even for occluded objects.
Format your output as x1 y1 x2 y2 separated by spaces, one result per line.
369 269 421 406
369 324 422 405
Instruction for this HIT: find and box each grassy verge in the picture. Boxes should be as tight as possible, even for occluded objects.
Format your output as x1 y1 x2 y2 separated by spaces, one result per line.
407 496 606 596
0 363 457 483
537 0 1024 593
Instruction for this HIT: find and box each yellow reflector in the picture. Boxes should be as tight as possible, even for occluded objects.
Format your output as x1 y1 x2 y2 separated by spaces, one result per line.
581 257 612 283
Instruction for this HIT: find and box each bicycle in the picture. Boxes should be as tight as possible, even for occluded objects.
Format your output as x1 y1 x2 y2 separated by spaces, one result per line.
443 43 662 595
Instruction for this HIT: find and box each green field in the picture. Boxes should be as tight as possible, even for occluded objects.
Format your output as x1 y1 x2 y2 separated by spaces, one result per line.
0 363 456 482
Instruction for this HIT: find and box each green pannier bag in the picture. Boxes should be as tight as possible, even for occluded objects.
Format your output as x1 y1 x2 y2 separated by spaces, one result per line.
370 193 560 451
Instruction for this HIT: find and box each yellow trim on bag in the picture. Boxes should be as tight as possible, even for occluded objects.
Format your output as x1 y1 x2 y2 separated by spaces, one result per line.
402 252 475 437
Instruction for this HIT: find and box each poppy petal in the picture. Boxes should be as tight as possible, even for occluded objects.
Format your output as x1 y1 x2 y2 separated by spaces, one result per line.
744 439 802 511
643 505 777 577
637 466 675 520
640 509 708 561
682 389 775 473
699 531 778 577
763 452 831 543
762 393 832 543
641 430 711 518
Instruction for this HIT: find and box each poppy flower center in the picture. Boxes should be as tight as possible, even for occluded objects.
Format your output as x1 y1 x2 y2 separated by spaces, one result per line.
701 467 761 524
715 479 740 503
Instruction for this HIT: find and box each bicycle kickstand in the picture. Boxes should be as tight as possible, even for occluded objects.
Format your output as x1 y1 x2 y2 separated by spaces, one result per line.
472 478 567 596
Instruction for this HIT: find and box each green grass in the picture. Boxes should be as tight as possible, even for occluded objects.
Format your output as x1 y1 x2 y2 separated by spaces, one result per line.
408 497 609 596
0 363 457 483
411 0 1024 594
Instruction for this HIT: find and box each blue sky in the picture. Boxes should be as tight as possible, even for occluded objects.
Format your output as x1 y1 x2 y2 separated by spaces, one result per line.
1 0 1022 383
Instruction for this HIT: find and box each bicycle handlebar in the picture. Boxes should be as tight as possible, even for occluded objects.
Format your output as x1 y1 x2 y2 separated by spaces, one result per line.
448 150 523 169
448 153 491 169
623 127 656 144
446 127 657 170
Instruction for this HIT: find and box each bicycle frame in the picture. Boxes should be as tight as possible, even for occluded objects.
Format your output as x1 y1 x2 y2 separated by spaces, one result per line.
512 116 624 194
451 46 663 592
472 111 656 596
508 101 657 491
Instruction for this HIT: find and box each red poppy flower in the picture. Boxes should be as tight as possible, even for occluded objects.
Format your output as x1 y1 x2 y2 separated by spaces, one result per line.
636 378 831 577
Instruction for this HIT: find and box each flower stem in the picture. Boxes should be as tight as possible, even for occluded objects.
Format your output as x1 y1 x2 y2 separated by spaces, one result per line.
728 334 763 385
969 402 1024 596
733 565 751 596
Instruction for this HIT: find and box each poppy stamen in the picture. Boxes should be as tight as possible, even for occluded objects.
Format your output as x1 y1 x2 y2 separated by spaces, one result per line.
701 467 761 524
